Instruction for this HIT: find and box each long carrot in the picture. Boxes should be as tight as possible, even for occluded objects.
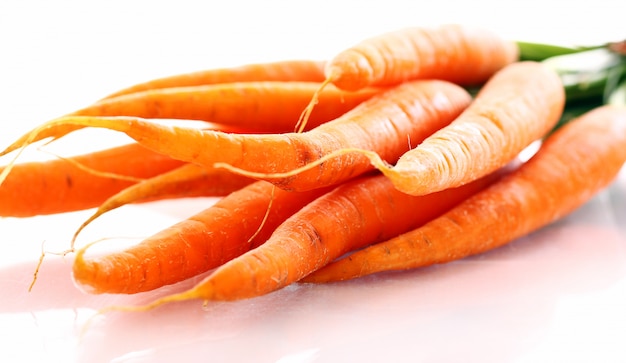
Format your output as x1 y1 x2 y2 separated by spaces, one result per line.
296 24 518 131
0 143 184 217
302 105 626 283
71 163 254 245
326 24 518 91
5 80 472 192
72 181 331 294
101 59 326 99
1 82 379 157
251 61 565 196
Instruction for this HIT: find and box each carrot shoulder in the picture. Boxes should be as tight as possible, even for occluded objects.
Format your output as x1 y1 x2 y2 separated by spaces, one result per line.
72 181 331 294
101 59 326 99
303 105 626 283
0 143 184 217
10 80 472 192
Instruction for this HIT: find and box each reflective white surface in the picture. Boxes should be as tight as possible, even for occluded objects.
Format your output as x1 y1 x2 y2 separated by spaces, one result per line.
1 1 625 362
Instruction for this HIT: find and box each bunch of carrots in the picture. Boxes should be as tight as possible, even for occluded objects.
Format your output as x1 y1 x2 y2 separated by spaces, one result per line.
1 24 625 312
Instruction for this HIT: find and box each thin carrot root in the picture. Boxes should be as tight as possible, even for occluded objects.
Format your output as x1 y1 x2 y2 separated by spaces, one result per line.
213 148 387 180
294 78 332 133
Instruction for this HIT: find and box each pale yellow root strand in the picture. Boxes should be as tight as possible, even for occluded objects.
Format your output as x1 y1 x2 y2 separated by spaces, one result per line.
213 147 393 181
246 184 276 244
294 78 332 133
28 241 48 292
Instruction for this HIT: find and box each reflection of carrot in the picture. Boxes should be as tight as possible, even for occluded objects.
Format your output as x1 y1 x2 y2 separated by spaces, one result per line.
71 163 254 245
13 80 470 192
297 24 518 131
72 181 331 294
0 143 183 217
101 59 326 99
303 105 626 283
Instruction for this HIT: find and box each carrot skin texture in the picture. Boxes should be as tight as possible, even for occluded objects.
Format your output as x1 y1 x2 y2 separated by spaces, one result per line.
326 24 519 90
72 181 332 294
26 80 472 192
303 105 626 283
377 61 565 196
102 59 326 99
0 143 184 217
74 82 382 132
189 165 510 301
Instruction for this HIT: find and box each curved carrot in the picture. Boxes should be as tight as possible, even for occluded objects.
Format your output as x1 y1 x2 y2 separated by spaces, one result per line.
0 143 184 217
9 80 471 192
72 181 331 294
101 59 326 99
302 105 626 283
271 61 565 196
71 163 254 245
296 24 518 131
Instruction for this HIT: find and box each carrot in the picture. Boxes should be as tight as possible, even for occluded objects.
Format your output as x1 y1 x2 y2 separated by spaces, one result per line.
71 163 254 244
326 24 518 91
101 59 326 99
153 165 516 304
271 61 565 196
73 81 383 132
7 80 472 192
302 105 626 283
1 82 378 158
0 143 184 217
72 181 332 294
296 24 518 131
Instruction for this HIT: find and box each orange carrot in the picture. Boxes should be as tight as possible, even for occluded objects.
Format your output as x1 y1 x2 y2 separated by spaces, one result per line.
71 163 254 244
268 61 565 196
296 24 518 131
101 59 326 99
0 143 184 217
326 24 518 91
302 105 626 283
152 165 514 303
8 80 472 192
1 82 379 157
73 82 383 132
72 181 332 294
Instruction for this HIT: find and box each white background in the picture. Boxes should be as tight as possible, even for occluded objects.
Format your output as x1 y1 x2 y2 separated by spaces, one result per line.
0 1 625 362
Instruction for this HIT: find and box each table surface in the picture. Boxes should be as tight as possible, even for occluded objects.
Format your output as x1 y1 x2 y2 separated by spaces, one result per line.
1 1 624 362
